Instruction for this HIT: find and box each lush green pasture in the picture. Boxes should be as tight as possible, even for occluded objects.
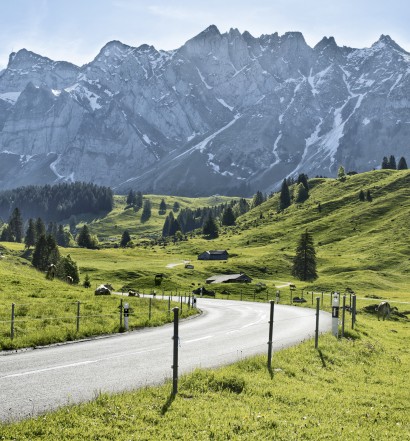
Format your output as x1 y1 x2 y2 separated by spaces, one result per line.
84 194 238 243
1 313 408 440
1 170 410 350
0 247 196 350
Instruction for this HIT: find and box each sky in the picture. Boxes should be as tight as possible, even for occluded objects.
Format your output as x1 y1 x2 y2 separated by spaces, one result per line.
0 0 409 69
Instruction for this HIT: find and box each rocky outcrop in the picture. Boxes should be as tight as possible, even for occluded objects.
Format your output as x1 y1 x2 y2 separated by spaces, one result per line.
0 27 409 195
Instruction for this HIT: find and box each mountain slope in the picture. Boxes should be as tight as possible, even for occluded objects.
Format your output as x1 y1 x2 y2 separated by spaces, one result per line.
0 27 409 195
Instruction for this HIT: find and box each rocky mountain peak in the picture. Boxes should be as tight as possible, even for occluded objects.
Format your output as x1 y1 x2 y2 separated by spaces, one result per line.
7 48 52 69
314 36 338 51
0 28 409 195
374 34 407 53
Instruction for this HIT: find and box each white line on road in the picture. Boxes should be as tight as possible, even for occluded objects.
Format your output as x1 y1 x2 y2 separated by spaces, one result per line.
184 335 213 344
1 347 162 380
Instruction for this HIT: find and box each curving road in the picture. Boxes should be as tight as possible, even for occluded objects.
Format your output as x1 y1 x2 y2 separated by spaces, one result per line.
0 298 331 421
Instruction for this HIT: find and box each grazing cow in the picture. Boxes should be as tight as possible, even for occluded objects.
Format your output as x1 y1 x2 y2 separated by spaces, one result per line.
95 284 111 295
376 302 398 321
46 264 56 280
66 275 73 284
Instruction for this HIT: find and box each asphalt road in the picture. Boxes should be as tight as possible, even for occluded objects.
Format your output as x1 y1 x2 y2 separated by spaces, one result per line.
0 298 331 422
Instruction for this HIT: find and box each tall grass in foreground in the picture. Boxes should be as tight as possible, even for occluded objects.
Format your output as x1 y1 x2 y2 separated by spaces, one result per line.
1 314 409 440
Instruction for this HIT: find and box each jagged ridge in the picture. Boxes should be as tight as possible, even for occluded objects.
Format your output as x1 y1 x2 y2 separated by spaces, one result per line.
0 26 409 196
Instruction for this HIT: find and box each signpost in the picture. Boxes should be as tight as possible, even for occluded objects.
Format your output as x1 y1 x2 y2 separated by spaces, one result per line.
332 292 339 337
124 302 129 331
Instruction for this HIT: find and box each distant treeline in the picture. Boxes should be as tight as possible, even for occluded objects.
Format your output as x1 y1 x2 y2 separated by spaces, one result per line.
161 198 250 237
0 182 113 222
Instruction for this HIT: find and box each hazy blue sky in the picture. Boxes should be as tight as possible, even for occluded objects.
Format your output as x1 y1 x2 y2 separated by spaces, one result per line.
0 0 408 68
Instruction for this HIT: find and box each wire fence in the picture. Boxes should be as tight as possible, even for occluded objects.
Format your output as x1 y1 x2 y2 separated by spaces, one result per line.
0 294 195 347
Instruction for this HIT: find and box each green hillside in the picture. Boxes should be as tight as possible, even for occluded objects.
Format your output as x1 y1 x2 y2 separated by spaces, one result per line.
1 169 409 350
3 170 410 299
68 169 410 300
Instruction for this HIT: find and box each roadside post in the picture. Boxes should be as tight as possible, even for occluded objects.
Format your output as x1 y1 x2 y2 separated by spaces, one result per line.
11 303 15 340
172 307 179 396
315 297 320 349
267 301 275 369
332 292 340 338
352 294 357 329
341 295 346 337
76 301 80 333
276 290 280 304
124 302 129 331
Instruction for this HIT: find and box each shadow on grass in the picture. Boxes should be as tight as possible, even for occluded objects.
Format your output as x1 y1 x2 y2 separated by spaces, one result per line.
317 349 327 368
161 392 176 415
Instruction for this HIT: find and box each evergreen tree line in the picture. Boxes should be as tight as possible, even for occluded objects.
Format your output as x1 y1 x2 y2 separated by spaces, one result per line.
0 182 113 223
1 209 73 247
381 155 407 170
31 234 80 284
278 173 310 211
161 198 250 238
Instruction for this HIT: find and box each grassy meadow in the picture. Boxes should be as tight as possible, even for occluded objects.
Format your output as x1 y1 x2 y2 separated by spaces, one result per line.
1 311 409 440
1 169 409 438
1 169 410 349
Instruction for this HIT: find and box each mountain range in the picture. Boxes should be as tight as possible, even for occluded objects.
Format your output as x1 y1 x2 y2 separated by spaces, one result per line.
0 25 409 196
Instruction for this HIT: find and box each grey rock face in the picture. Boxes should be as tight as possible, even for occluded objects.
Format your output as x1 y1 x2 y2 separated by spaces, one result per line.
0 27 409 195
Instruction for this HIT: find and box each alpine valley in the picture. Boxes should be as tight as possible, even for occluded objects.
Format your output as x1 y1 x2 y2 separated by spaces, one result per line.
0 25 409 196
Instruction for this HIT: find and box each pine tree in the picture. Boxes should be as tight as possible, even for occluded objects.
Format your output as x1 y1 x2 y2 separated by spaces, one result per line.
24 218 36 248
359 190 365 201
83 274 91 288
162 212 172 237
172 201 180 213
251 191 265 208
292 230 318 281
222 206 236 226
381 156 389 169
297 173 309 190
366 189 373 202
35 217 46 240
337 165 346 181
46 235 60 266
141 199 152 223
126 189 136 206
32 235 49 271
294 183 309 203
388 155 397 170
120 230 131 247
397 157 408 170
8 207 24 242
158 198 167 215
77 225 93 248
279 179 291 211
56 225 68 247
134 192 143 211
0 225 13 242
56 254 79 284
32 234 60 271
202 215 219 239
169 216 181 237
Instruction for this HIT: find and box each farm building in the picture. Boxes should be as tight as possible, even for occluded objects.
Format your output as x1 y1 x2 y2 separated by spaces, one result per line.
206 273 252 284
198 250 229 260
